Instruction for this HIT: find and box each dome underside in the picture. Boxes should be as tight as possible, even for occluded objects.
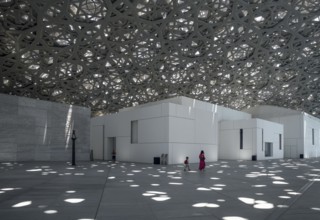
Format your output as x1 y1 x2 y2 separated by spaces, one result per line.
0 0 319 117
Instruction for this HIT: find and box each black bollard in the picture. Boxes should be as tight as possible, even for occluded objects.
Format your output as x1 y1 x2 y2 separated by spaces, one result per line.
71 130 77 166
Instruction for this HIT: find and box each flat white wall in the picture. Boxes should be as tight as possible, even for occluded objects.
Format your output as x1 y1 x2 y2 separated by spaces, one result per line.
0 93 91 161
217 105 251 121
119 96 217 113
90 119 104 160
219 119 283 160
244 105 301 119
278 115 304 158
303 114 320 158
219 120 255 160
119 96 183 112
167 103 218 164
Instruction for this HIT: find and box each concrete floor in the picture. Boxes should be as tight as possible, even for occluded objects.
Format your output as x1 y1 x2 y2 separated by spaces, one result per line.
1 159 320 220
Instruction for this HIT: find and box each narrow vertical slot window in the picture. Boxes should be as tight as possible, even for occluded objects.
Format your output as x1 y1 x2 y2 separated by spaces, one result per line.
262 129 264 151
279 134 282 150
312 128 314 145
240 129 243 150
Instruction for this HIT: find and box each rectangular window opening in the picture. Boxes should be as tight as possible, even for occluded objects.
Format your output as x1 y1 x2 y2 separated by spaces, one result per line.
131 120 138 143
240 129 243 150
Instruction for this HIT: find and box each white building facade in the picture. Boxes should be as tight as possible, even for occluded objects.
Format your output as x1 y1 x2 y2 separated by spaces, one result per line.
219 119 284 160
245 105 320 158
91 96 252 164
0 93 91 161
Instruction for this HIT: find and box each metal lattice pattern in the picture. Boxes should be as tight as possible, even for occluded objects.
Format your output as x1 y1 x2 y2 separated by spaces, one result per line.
0 0 319 117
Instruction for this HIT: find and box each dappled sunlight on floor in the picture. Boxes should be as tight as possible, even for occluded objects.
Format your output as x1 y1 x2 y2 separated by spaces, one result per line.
192 202 220 208
0 161 113 219
1 159 320 219
64 198 85 204
99 158 320 219
12 201 32 208
44 210 58 214
223 217 248 220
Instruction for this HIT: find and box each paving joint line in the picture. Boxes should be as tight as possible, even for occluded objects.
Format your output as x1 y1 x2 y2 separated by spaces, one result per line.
265 171 320 220
93 163 112 220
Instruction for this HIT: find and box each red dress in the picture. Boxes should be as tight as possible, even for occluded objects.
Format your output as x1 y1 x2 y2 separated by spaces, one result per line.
199 153 206 171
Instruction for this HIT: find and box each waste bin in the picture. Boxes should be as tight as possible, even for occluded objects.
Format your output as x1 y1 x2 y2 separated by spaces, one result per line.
252 155 257 161
300 154 304 159
154 157 160 164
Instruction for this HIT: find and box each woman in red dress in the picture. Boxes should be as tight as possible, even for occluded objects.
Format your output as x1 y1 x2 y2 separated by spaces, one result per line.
199 150 206 171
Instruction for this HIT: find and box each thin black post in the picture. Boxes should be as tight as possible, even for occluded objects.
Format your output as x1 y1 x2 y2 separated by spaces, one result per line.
71 130 77 166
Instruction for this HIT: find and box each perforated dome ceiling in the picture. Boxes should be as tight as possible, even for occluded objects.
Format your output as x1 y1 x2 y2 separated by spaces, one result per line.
0 0 319 117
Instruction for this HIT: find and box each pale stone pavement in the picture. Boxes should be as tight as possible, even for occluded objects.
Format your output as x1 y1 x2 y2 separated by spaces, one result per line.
1 159 320 220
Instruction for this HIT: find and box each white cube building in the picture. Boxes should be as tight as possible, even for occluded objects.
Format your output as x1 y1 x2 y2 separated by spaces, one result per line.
91 96 253 164
245 105 320 158
219 119 284 160
91 97 286 164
